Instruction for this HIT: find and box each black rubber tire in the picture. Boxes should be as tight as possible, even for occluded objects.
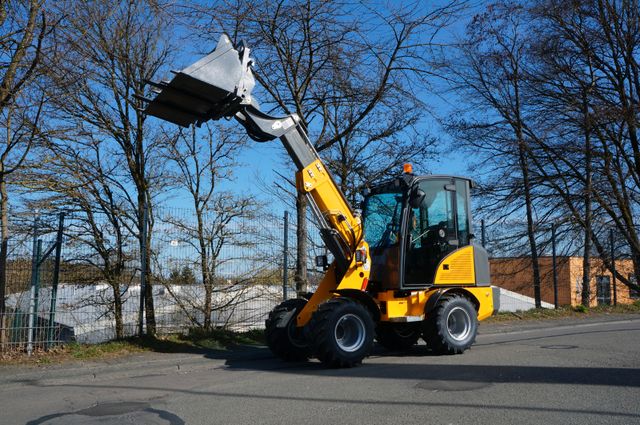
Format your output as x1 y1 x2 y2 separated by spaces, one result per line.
308 297 375 368
376 322 421 351
265 299 312 361
422 294 478 355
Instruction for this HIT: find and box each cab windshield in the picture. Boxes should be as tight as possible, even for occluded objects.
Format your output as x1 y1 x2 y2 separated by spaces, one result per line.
362 190 404 252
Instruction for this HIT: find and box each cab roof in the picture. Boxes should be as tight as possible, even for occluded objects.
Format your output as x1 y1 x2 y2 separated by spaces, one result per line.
367 174 475 195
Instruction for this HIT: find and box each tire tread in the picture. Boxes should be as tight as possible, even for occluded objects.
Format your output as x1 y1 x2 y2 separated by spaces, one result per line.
265 299 311 361
308 298 374 368
423 294 477 355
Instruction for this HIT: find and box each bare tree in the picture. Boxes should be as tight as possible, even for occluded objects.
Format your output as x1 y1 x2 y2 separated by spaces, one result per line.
527 0 640 296
186 0 460 294
29 133 136 338
443 1 545 307
444 0 640 304
322 86 434 206
0 0 48 345
523 0 601 305
162 123 256 329
46 0 174 335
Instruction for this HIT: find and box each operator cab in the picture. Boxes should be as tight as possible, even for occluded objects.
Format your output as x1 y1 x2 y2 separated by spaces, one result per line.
362 173 474 291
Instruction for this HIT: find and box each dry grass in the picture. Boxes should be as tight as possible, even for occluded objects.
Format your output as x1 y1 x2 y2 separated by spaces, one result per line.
486 300 640 322
3 302 640 365
0 328 265 365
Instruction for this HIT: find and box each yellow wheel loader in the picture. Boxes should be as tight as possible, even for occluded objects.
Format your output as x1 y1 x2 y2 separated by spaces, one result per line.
142 35 499 368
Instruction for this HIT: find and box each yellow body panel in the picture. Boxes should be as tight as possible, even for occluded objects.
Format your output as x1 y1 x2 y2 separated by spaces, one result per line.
295 160 370 326
296 254 371 326
377 290 431 319
467 287 495 321
298 159 363 245
296 263 338 326
434 245 476 285
378 286 494 322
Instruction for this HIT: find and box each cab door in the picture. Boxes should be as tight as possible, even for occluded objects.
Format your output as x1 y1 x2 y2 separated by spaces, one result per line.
402 178 471 287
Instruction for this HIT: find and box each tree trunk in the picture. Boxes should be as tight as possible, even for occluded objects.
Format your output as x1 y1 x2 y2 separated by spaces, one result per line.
0 172 8 346
519 145 542 308
111 279 124 339
140 199 156 335
295 192 308 296
512 70 542 309
143 243 155 335
632 252 640 295
198 212 212 329
203 274 212 329
581 92 593 307
581 216 592 307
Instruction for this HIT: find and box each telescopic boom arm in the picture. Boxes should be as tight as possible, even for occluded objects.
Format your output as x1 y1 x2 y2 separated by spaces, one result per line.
141 35 372 326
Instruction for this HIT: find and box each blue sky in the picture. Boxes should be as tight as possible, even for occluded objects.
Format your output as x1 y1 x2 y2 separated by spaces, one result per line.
159 0 478 215
162 105 470 215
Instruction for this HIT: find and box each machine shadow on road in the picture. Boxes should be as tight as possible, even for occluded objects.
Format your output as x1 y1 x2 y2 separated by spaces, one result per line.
217 344 640 389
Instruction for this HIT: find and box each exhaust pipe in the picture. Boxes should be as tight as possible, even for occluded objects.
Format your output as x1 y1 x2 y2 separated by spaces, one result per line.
143 34 256 127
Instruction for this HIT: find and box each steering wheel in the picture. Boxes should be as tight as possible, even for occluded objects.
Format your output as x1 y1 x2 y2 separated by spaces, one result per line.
378 223 398 247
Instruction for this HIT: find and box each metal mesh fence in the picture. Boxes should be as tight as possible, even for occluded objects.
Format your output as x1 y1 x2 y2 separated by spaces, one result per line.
1 208 637 352
0 207 325 353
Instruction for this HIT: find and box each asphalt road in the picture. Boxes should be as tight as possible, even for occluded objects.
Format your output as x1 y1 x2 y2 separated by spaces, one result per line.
1 315 639 425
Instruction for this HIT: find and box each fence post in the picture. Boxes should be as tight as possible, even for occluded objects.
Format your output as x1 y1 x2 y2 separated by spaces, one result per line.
27 214 39 355
610 228 617 306
551 223 558 309
481 219 486 248
283 211 289 301
47 212 65 347
138 203 148 336
28 239 42 356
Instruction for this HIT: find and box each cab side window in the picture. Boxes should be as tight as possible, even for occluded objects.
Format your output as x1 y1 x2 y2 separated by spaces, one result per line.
455 179 470 246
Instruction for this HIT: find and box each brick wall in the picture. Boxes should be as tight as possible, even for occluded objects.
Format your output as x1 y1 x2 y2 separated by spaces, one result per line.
490 256 638 307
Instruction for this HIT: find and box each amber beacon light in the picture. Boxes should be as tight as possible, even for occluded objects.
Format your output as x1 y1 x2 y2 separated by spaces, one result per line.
403 163 413 174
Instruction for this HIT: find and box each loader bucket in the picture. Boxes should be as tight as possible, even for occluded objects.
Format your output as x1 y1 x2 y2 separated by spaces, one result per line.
143 34 256 127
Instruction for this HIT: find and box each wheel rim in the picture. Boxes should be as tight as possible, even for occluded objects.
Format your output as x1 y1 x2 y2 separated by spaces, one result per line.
334 313 366 352
446 306 471 341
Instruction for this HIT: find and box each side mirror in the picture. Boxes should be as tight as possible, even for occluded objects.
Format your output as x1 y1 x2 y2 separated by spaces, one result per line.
315 255 328 270
409 188 426 209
